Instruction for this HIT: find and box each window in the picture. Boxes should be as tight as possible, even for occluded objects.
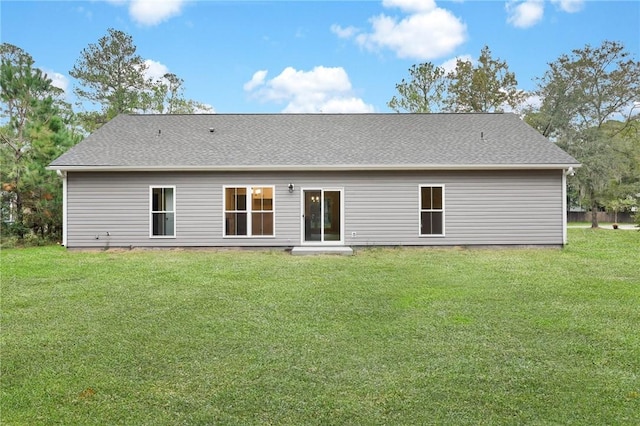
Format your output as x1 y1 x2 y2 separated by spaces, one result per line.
224 186 274 237
150 186 176 237
420 185 444 236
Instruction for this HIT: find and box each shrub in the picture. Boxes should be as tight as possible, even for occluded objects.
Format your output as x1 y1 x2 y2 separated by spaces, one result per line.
0 224 58 248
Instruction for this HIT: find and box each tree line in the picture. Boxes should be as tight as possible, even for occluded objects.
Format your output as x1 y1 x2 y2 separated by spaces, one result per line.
388 42 640 228
1 29 211 244
2 30 639 244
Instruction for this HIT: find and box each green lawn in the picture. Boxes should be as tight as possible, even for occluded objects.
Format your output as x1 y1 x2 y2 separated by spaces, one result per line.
2 229 639 425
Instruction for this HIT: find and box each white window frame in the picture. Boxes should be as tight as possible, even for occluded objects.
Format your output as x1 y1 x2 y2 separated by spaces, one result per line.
419 184 445 237
149 186 176 238
223 185 275 238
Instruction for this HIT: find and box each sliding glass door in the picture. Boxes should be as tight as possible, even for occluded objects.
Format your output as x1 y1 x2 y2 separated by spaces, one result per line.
302 189 342 244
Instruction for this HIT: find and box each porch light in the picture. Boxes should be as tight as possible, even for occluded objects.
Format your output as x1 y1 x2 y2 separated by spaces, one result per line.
288 183 294 193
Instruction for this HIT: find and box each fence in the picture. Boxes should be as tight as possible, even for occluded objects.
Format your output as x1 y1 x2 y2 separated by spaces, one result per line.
568 211 634 223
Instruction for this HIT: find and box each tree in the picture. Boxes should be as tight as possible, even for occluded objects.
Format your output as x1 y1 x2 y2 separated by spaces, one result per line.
532 41 640 227
1 43 79 240
71 29 212 128
70 28 148 124
605 196 637 225
139 73 212 114
388 63 446 113
446 46 526 113
1 43 57 235
601 120 640 223
388 46 526 113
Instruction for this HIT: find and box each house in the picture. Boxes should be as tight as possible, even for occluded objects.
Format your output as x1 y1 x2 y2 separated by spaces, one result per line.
48 113 580 252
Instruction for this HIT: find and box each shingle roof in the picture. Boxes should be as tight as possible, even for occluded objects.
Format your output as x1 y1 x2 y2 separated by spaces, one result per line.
49 113 579 170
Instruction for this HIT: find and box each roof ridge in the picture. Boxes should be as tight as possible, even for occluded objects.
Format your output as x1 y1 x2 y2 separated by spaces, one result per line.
123 112 512 117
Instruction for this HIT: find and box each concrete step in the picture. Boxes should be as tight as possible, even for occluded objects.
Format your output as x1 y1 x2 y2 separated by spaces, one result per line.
291 246 354 256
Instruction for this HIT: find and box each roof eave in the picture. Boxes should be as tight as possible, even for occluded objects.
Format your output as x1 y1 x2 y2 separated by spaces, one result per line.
47 163 581 172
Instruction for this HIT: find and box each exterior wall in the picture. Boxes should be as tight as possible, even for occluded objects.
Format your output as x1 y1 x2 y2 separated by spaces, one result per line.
65 170 565 248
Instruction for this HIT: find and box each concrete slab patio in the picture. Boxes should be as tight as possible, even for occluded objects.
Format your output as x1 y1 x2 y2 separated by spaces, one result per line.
291 246 354 256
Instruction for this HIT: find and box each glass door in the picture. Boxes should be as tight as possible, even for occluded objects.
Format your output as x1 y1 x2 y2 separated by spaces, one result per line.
323 190 341 242
303 189 342 244
304 190 322 242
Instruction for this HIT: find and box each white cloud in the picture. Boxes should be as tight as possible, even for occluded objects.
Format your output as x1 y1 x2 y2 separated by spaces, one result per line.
333 1 466 61
243 70 268 91
244 66 374 113
129 0 185 26
312 97 375 114
143 59 170 81
506 0 583 28
522 93 542 110
267 66 352 99
506 0 545 28
105 0 186 26
551 0 584 13
43 69 69 94
330 24 359 39
439 55 473 74
75 6 93 20
381 0 437 13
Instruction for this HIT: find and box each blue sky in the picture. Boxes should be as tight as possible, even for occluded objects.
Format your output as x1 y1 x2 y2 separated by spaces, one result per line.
2 0 639 114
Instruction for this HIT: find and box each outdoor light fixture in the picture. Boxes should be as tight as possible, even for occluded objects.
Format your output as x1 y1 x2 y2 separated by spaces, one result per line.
288 183 294 193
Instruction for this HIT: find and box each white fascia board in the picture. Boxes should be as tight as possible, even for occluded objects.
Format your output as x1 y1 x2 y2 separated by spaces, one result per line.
47 163 581 172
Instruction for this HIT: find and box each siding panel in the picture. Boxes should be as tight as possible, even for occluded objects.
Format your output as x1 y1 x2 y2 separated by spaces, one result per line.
66 170 564 248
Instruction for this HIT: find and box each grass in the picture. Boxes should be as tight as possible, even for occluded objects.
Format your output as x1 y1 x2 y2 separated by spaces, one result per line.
567 221 636 227
1 229 639 425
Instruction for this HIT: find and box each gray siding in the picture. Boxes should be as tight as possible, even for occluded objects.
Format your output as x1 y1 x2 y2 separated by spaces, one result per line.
65 170 564 248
